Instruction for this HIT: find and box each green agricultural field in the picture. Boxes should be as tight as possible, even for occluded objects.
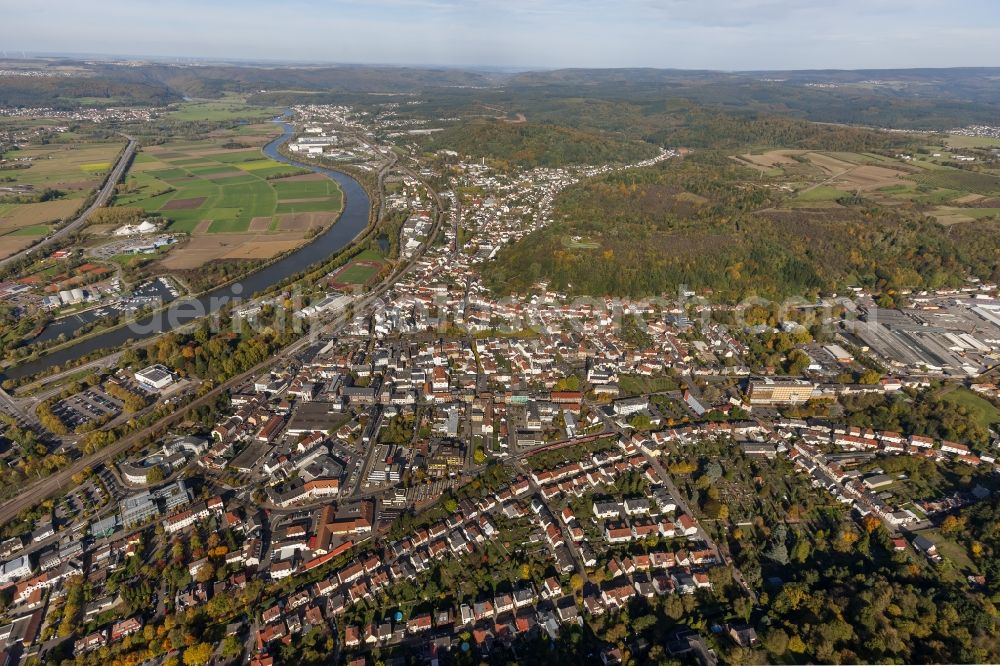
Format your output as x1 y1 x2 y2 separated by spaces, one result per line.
931 207 1000 225
271 179 341 199
913 170 1000 196
165 97 281 122
5 224 51 236
0 137 124 254
275 198 342 214
0 140 124 191
945 134 1000 149
111 139 343 235
210 151 268 164
79 161 112 173
794 186 850 202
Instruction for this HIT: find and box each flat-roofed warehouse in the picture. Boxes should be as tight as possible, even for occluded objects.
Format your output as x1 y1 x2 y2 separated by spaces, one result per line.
134 364 175 390
286 402 348 435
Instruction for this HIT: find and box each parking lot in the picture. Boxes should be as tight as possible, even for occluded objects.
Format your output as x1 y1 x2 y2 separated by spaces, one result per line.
53 388 123 430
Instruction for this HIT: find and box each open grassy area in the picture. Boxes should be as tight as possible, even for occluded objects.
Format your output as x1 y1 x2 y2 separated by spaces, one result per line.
930 207 1000 225
794 185 850 202
165 96 281 122
912 526 978 579
938 387 1000 431
944 135 1000 149
562 235 601 249
5 224 51 236
618 373 680 396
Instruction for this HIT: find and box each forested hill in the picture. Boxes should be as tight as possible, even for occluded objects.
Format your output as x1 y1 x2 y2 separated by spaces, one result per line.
422 120 659 169
0 75 178 108
4 59 1000 130
481 152 1000 301
642 107 919 151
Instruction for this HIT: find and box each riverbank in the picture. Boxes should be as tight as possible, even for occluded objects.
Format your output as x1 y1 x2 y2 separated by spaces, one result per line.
2 120 375 383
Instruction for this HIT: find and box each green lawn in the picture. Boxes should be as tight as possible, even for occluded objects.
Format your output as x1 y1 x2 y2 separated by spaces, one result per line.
939 387 1000 430
618 374 680 396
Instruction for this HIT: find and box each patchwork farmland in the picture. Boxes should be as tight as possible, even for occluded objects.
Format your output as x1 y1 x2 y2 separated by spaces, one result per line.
733 149 1000 222
0 137 127 258
112 137 344 267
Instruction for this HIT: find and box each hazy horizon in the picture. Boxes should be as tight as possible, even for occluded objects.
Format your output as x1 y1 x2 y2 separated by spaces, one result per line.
2 0 999 71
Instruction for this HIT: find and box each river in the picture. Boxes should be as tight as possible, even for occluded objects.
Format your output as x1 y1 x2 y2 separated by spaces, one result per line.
3 121 371 381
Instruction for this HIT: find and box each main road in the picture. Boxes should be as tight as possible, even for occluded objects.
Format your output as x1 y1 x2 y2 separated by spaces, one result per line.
0 123 447 526
0 136 137 271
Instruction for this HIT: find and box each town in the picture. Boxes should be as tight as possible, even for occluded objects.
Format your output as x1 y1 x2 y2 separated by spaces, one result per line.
0 93 998 666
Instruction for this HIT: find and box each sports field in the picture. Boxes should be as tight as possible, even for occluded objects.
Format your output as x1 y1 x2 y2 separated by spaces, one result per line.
328 249 387 288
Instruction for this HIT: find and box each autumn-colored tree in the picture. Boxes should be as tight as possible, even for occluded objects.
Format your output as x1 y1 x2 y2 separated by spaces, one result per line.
184 643 214 666
788 635 807 654
863 515 882 534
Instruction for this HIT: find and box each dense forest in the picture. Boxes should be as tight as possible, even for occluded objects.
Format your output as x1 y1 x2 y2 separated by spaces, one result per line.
0 75 178 108
422 119 658 168
482 151 1000 301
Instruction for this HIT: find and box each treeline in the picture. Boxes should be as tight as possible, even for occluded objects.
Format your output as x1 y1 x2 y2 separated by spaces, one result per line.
87 206 148 227
121 312 296 386
168 258 265 294
105 381 149 414
483 152 1000 301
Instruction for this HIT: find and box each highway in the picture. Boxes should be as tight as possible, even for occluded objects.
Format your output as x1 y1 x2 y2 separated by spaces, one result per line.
0 136 137 271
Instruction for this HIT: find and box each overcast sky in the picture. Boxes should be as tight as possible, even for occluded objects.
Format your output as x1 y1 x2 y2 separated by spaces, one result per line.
3 0 999 70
